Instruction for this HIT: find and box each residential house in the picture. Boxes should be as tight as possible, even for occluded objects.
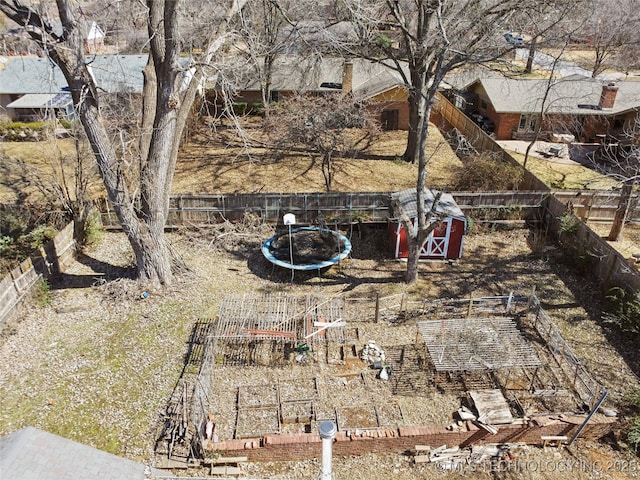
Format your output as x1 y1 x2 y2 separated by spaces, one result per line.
0 55 150 122
209 56 411 130
84 21 106 54
457 76 640 142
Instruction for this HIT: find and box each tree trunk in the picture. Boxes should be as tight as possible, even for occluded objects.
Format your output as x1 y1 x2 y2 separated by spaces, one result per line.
525 37 537 73
608 180 634 241
403 92 420 163
404 104 437 283
322 152 333 191
405 230 421 283
0 0 246 286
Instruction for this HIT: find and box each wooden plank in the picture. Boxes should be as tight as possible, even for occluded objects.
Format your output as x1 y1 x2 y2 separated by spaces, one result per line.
210 466 242 475
469 389 514 425
541 435 568 448
212 456 248 464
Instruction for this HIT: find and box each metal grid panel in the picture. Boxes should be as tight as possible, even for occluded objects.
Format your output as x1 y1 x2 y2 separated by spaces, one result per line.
418 317 541 372
211 294 345 343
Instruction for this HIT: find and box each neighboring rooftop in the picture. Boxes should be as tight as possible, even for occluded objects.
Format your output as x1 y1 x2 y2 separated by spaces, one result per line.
0 55 157 95
466 76 640 115
215 55 408 98
0 427 156 480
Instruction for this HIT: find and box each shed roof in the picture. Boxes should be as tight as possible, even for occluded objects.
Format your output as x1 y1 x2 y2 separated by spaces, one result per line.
468 77 640 116
0 427 157 480
390 188 465 220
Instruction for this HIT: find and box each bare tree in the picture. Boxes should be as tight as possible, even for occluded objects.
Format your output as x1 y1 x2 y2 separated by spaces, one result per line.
591 117 640 241
0 0 247 285
522 42 570 170
265 93 379 191
339 0 582 282
235 0 297 116
0 127 98 243
584 0 640 78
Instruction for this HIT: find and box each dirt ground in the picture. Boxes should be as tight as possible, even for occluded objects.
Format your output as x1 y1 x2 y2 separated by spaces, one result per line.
1 222 639 479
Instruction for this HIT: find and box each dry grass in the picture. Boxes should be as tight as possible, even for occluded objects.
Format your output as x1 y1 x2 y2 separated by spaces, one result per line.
0 120 462 202
1 226 639 479
587 223 640 260
507 151 617 190
172 119 462 194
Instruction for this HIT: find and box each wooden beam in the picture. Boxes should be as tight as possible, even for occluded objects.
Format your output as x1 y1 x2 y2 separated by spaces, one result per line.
304 318 343 339
212 456 248 464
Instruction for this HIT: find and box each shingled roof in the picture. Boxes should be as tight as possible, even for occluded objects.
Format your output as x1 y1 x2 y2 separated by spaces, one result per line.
0 427 158 480
467 76 640 116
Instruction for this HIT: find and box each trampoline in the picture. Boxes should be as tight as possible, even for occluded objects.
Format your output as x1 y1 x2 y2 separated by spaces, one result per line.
262 226 352 271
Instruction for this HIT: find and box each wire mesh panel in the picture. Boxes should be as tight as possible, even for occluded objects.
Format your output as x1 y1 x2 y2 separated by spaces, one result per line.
418 317 541 372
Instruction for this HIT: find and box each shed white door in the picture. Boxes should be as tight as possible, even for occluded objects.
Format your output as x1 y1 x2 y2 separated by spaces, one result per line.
421 219 451 257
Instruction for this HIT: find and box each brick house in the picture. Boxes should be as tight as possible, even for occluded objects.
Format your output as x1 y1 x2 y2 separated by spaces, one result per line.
456 76 640 142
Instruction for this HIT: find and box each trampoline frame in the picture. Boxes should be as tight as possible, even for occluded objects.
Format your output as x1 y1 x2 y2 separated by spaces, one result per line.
262 226 352 271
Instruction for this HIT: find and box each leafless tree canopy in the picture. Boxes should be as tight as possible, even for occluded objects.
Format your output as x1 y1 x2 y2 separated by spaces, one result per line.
265 93 380 191
0 0 248 285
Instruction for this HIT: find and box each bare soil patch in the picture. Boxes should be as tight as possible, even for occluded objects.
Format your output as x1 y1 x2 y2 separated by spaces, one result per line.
1 223 639 479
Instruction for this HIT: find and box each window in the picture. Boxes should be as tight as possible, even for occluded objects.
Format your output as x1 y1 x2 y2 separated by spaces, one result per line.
269 90 279 103
519 115 527 130
518 114 538 132
381 110 399 131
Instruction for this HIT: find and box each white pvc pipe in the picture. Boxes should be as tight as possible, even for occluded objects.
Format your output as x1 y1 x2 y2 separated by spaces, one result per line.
319 421 337 480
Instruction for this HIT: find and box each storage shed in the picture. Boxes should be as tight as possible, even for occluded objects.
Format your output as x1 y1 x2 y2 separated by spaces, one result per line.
388 188 466 260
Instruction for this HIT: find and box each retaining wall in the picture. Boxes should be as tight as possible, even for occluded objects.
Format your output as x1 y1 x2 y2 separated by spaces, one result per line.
206 415 616 461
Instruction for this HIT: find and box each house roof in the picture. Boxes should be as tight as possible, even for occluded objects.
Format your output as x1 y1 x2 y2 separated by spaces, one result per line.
0 56 67 94
0 427 158 480
217 55 409 99
0 55 154 95
468 77 640 116
6 92 72 109
84 21 105 41
354 60 408 98
390 188 465 220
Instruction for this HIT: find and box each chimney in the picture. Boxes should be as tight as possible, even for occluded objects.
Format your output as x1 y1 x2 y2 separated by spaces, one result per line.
342 61 353 94
319 421 337 480
599 83 619 109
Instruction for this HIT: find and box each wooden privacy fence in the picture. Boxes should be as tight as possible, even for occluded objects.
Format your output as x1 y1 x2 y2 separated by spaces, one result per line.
100 192 391 227
554 190 640 224
99 190 640 227
433 93 550 191
0 222 75 324
542 195 640 294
